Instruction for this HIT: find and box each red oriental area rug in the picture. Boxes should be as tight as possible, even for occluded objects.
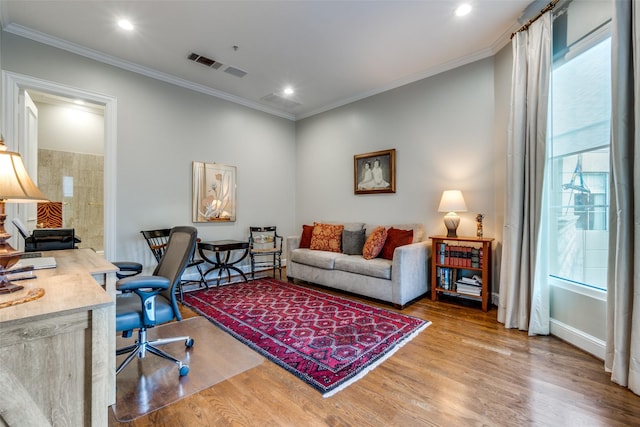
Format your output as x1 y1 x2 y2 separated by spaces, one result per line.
182 278 430 397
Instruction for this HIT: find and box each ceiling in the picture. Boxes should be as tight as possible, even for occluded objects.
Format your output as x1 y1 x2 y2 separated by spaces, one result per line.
0 0 539 121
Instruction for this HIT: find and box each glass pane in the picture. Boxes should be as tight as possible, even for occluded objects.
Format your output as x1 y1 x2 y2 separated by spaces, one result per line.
548 37 610 291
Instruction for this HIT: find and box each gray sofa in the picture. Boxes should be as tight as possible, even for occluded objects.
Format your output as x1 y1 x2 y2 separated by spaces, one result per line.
286 223 428 308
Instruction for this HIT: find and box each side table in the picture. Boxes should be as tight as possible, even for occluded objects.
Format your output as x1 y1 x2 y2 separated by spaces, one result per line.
198 240 249 286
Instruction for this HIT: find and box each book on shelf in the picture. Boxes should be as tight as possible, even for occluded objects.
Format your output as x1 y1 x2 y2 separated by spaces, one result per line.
436 242 482 268
436 267 458 290
456 285 482 296
454 274 482 296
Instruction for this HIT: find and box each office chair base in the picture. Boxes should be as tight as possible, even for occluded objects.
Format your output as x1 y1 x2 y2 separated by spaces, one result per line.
116 329 194 376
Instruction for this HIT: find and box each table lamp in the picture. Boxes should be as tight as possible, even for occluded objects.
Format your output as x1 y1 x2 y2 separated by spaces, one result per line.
438 190 467 237
0 138 48 293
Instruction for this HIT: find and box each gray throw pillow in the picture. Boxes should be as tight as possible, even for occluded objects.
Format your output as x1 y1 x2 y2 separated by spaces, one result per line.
342 229 366 255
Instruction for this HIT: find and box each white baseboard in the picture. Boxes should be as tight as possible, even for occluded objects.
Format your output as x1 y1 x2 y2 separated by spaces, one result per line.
549 318 605 360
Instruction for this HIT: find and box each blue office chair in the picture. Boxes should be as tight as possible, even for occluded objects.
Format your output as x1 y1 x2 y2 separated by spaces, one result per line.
115 226 198 377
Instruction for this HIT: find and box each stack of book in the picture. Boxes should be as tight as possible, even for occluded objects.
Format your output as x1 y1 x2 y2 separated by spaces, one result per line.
455 275 482 296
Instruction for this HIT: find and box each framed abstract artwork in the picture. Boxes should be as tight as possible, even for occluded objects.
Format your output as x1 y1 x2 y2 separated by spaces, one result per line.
354 149 396 194
192 161 237 222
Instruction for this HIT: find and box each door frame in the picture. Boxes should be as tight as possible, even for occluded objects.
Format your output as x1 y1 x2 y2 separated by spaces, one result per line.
2 71 117 261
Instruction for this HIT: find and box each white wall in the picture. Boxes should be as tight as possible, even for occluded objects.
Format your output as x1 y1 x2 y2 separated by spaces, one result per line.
295 58 500 253
1 32 296 266
35 101 104 155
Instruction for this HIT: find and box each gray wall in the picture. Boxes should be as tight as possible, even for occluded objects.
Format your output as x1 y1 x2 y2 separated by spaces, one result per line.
295 58 500 242
1 32 296 265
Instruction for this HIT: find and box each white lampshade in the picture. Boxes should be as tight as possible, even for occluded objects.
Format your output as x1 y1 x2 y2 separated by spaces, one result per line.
0 145 48 294
438 190 467 213
0 150 48 202
438 190 467 238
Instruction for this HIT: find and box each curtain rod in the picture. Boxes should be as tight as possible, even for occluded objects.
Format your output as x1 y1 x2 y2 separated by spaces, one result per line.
510 0 559 39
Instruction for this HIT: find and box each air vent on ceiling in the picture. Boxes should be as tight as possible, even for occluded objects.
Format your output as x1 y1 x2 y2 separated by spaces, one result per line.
223 66 248 78
260 93 302 110
188 52 223 69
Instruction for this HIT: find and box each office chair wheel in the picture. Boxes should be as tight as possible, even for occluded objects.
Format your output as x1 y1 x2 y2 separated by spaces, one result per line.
179 365 190 377
185 338 194 348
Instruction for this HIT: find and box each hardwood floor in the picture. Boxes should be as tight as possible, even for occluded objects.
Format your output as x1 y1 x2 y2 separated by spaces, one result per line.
109 272 640 426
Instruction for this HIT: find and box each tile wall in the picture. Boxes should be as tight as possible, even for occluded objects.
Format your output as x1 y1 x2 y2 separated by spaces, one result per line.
37 149 104 252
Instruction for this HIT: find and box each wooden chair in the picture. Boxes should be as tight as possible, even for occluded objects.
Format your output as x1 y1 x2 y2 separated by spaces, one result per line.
248 226 283 280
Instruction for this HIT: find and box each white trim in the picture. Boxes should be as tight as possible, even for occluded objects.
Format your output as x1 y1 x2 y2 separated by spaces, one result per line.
550 318 605 360
550 276 607 301
3 23 296 122
2 71 117 261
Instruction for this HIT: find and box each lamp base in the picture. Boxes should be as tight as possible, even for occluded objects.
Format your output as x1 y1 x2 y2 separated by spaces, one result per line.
443 212 460 238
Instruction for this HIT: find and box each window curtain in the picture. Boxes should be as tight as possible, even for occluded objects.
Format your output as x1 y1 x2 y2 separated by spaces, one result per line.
498 12 551 335
607 0 640 394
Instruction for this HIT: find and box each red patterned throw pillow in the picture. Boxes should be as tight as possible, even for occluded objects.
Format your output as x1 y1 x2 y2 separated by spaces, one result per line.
299 224 314 248
362 226 388 260
310 223 344 253
379 227 414 260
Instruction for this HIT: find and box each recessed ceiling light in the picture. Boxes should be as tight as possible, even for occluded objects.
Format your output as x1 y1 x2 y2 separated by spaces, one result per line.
118 19 134 31
283 86 294 96
455 4 472 17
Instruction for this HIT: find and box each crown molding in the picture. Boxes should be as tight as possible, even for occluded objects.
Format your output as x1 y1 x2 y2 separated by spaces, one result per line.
3 23 296 121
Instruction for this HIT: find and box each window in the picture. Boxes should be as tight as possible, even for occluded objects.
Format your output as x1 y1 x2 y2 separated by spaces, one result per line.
547 29 611 291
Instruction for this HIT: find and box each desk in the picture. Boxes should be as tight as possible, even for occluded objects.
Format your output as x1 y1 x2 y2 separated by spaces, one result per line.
0 249 116 426
198 240 249 286
37 248 120 296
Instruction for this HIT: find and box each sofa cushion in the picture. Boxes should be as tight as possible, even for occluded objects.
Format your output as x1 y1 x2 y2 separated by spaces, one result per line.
334 255 392 280
310 222 344 252
362 226 387 260
365 223 424 243
342 229 366 255
291 248 341 269
299 224 314 248
379 227 414 260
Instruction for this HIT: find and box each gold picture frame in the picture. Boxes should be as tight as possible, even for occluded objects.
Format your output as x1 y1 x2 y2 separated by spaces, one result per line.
192 161 237 222
354 149 396 194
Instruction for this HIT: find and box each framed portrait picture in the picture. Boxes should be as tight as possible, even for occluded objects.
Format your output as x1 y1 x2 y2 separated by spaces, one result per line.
354 149 396 194
192 161 237 222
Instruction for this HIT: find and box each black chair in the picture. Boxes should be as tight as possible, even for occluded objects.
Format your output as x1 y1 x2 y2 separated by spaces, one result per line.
248 226 283 280
115 226 198 377
112 261 143 279
141 228 207 301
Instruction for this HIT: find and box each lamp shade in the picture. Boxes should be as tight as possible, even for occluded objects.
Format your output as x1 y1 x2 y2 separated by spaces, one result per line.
438 190 467 213
0 150 48 202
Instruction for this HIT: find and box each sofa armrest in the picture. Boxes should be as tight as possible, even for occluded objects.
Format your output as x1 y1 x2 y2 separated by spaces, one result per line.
285 235 301 266
391 240 429 305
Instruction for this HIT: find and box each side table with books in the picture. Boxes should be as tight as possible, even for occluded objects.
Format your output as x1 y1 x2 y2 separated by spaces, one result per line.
430 235 494 311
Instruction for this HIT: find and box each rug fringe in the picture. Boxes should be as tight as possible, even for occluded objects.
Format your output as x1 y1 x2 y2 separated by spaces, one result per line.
322 320 432 398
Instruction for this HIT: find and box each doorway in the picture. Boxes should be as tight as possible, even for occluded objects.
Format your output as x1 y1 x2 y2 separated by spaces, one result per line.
28 90 105 252
2 71 117 260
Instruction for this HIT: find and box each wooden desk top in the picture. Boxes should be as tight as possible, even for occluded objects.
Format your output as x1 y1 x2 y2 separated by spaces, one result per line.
39 248 119 277
0 273 113 325
0 249 116 325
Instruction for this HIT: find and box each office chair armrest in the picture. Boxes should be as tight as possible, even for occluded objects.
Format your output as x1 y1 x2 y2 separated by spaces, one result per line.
117 275 170 292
